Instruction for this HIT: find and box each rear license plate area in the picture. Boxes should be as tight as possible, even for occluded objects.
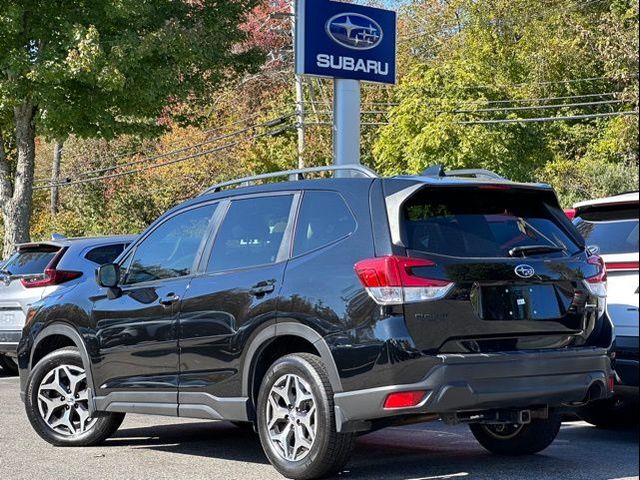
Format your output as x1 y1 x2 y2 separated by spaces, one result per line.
478 285 567 321
0 309 26 329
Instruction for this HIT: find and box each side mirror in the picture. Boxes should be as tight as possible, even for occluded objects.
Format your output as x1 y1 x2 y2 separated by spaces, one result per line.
97 263 120 288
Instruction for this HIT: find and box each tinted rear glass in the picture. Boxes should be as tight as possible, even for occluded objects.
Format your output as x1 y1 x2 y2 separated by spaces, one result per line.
575 219 639 255
85 244 129 265
3 248 59 275
403 189 581 258
294 192 356 256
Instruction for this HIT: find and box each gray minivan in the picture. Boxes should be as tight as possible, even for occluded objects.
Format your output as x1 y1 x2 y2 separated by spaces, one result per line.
0 235 135 374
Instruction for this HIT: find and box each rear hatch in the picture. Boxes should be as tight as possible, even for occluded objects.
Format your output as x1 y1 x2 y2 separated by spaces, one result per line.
386 183 601 354
574 200 639 338
0 245 61 332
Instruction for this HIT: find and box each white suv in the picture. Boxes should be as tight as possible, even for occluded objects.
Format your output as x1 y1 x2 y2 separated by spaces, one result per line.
573 192 639 427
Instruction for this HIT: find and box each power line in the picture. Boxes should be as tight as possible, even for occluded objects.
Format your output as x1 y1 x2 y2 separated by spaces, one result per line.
304 110 638 128
34 112 284 185
304 98 628 118
458 110 639 125
35 124 294 191
303 91 623 109
453 99 626 114
37 114 295 186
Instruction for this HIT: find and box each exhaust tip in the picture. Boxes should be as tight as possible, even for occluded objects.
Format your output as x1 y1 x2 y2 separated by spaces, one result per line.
585 381 606 403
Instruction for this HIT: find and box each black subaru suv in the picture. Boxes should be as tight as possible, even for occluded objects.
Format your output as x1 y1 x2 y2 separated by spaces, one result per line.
18 166 613 480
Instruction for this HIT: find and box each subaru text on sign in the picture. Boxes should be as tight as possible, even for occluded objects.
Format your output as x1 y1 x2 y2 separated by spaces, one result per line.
295 0 397 84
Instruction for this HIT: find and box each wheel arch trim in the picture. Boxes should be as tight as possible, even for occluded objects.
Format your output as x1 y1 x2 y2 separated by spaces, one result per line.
30 323 97 407
241 322 343 398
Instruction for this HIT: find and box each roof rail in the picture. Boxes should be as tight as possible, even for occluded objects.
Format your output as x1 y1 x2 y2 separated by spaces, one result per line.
201 165 379 195
421 164 506 181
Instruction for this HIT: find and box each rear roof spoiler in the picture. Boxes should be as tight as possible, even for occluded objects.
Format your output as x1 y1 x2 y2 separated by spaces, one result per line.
421 165 506 181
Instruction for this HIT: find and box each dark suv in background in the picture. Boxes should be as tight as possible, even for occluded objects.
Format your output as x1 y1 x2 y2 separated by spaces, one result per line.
18 166 613 480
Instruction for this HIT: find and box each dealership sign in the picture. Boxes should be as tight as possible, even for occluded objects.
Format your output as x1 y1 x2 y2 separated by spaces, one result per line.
295 0 397 84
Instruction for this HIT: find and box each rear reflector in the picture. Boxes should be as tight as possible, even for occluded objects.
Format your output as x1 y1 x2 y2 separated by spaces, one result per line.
354 256 453 305
21 248 82 289
383 391 427 410
608 375 616 394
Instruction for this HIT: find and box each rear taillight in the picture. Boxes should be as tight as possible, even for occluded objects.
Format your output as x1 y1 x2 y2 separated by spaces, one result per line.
21 249 82 289
354 256 453 305
585 255 607 299
564 209 577 220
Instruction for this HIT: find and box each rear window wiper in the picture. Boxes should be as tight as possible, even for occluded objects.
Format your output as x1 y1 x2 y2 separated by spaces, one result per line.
509 245 565 257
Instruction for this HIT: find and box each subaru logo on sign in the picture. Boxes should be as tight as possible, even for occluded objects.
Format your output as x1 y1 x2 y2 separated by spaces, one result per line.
326 13 384 50
515 264 536 279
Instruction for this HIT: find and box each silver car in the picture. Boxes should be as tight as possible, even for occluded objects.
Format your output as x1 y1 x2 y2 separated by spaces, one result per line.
0 235 136 374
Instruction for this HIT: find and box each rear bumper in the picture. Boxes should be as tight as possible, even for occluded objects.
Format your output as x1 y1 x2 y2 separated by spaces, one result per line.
0 330 21 355
615 336 639 389
334 348 613 432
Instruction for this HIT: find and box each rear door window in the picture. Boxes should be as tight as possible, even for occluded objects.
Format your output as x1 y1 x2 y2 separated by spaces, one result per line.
293 192 356 256
2 247 60 275
207 195 294 272
403 189 581 258
85 244 129 265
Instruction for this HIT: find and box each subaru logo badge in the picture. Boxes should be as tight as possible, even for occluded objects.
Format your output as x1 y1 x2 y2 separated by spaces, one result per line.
326 13 384 50
515 264 536 279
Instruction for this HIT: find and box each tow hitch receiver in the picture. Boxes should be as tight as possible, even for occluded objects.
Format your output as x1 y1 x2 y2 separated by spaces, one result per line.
442 408 549 426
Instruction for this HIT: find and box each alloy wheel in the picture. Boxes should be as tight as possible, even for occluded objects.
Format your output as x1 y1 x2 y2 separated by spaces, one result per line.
37 365 96 436
266 373 318 462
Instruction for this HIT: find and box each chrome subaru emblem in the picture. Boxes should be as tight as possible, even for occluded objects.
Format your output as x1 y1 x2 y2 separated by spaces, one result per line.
326 13 384 50
515 264 536 279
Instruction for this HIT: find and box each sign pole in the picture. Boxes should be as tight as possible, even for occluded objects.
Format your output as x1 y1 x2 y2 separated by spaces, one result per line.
333 79 361 169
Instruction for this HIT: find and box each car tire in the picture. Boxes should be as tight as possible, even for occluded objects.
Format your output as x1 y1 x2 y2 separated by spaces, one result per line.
0 354 19 375
470 414 562 456
25 347 125 447
577 397 639 429
256 353 356 480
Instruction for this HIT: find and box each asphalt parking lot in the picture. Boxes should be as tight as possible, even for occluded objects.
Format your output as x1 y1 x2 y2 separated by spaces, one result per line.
0 371 637 480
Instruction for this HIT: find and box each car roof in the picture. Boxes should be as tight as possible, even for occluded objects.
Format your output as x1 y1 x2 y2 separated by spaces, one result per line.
17 235 137 251
574 192 639 210
180 174 554 208
143 172 561 232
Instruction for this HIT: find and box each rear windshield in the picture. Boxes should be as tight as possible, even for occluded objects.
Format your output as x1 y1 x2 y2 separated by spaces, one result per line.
575 219 639 255
2 247 60 275
403 189 581 258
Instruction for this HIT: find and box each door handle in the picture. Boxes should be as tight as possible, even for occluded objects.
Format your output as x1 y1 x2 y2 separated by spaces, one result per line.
160 293 181 308
250 281 276 297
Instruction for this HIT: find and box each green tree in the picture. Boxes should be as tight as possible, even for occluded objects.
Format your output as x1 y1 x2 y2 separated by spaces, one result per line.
0 0 261 256
374 0 638 201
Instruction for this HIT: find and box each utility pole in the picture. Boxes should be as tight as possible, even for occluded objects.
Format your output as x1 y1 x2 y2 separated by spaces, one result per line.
51 142 63 216
291 0 305 169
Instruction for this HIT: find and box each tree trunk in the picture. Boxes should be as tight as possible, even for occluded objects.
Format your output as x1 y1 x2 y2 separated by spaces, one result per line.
1 102 37 258
51 142 63 216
